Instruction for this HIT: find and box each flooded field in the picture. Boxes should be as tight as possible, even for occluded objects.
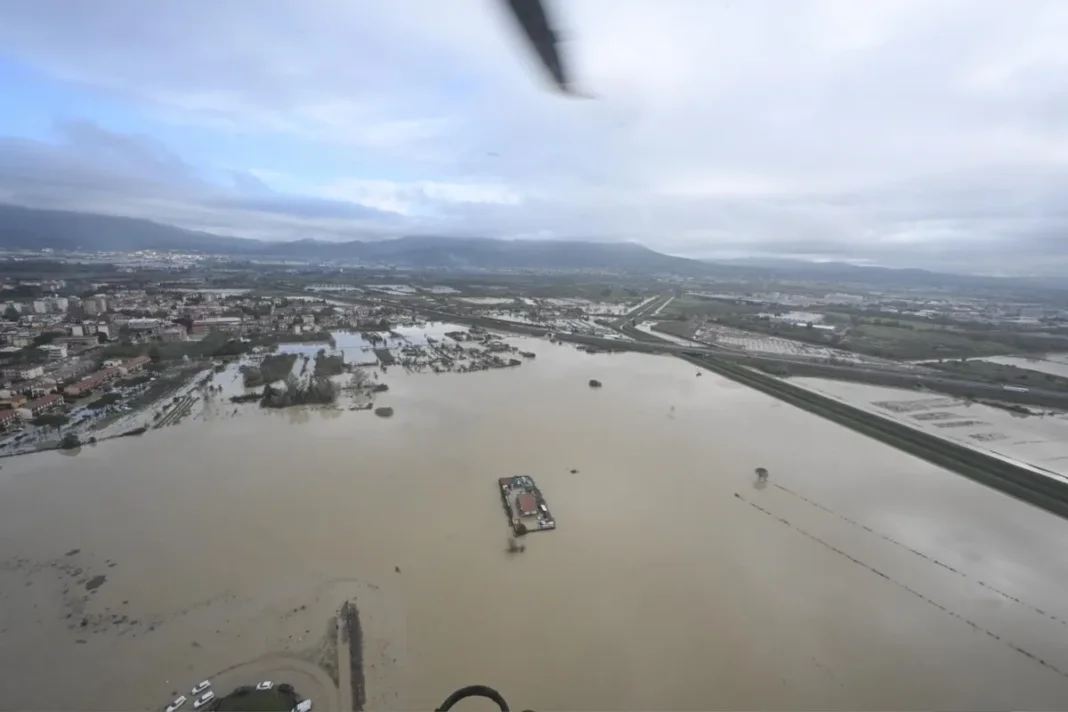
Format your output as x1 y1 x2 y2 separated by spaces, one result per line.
3 336 1068 710
791 377 1068 481
977 353 1068 379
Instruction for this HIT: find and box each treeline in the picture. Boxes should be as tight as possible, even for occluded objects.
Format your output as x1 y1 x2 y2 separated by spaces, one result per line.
240 353 299 388
313 349 346 377
261 375 338 408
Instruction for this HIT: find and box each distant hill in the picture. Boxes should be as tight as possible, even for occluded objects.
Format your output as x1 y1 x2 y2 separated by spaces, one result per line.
0 205 708 274
0 204 1062 292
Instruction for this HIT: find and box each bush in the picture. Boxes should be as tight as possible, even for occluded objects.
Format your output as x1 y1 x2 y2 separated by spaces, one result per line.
32 413 70 428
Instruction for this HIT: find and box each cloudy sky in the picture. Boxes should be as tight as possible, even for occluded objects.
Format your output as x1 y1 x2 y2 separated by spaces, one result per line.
2 0 1068 274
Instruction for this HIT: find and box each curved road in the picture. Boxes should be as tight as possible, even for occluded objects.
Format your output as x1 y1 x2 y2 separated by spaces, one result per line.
331 293 1068 410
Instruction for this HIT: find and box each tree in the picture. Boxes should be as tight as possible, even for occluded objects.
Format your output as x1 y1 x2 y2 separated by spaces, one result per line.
148 344 162 362
33 413 70 429
59 433 81 450
3 305 19 321
96 332 109 344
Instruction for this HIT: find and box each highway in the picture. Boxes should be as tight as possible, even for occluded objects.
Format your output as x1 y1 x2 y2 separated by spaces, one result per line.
416 304 1068 410
325 290 1068 517
327 292 1068 410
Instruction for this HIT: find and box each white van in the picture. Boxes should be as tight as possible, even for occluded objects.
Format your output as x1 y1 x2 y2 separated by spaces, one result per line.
193 691 215 709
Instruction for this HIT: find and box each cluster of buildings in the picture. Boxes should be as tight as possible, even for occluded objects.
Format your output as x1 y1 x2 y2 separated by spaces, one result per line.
0 283 386 437
0 356 150 431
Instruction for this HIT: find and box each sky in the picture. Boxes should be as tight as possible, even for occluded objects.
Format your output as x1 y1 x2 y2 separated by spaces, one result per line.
2 0 1068 275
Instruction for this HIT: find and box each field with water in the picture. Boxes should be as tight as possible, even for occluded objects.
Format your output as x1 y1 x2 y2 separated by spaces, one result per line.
2 331 1068 710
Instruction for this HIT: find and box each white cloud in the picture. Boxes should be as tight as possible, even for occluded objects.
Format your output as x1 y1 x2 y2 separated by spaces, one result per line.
2 0 1068 273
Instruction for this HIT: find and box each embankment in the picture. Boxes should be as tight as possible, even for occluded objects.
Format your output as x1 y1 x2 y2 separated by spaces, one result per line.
339 601 365 712
678 352 1068 520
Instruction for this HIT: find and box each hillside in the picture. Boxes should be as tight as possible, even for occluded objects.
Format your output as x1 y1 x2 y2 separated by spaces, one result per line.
0 205 706 274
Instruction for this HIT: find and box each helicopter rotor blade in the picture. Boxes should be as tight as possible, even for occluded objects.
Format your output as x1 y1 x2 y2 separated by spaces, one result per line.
503 0 574 94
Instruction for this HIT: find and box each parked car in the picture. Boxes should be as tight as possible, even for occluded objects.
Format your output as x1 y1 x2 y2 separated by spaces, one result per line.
293 700 312 712
256 681 274 691
193 691 215 709
191 681 211 695
165 695 187 712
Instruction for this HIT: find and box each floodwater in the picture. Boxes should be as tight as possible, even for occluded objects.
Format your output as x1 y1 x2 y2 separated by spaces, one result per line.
790 377 1068 480
3 336 1068 710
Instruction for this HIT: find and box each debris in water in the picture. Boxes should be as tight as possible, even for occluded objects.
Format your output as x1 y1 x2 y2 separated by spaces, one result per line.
65 549 80 557
84 575 107 591
569 468 578 474
394 565 401 573
588 379 602 388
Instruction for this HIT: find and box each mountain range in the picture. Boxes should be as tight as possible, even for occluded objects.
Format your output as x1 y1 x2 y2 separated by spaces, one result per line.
0 204 1061 291
0 204 706 274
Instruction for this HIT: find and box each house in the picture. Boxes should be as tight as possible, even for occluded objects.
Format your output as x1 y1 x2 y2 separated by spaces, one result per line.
126 318 164 334
64 367 121 397
38 343 68 361
0 395 28 410
515 493 538 517
2 366 44 381
84 296 108 316
160 326 187 342
191 317 242 334
119 356 151 374
23 378 57 398
0 409 20 431
17 394 63 420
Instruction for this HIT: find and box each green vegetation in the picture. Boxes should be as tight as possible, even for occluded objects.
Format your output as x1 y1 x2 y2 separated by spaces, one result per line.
97 330 335 366
32 413 69 428
59 433 81 450
262 374 338 408
314 349 346 377
661 296 1068 361
87 392 122 410
930 359 1068 392
241 353 299 388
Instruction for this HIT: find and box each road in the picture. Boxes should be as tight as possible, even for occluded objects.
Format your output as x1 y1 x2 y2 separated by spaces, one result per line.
325 292 1068 410
612 293 675 328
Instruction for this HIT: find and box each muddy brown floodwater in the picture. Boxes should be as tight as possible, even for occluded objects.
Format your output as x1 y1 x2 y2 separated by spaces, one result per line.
3 335 1068 710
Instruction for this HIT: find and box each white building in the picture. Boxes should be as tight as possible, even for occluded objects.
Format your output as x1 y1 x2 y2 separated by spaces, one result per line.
2 366 44 381
84 295 108 315
38 343 68 361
